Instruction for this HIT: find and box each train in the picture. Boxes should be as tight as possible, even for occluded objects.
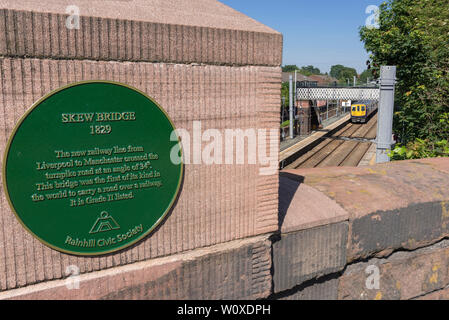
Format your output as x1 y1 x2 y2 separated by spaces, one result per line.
350 100 377 123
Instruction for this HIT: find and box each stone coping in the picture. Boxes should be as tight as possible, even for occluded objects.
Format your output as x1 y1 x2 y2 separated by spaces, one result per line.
278 175 348 234
281 158 449 221
0 0 280 34
280 157 449 261
0 0 282 66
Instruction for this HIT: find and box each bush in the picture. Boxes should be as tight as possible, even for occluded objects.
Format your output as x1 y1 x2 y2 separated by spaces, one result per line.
360 0 449 160
389 138 449 160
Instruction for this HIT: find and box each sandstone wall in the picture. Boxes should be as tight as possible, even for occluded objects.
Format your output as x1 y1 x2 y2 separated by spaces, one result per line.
0 0 281 294
275 158 449 300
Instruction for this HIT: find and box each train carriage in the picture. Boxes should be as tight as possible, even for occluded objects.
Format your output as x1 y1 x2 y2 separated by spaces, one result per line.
350 100 376 123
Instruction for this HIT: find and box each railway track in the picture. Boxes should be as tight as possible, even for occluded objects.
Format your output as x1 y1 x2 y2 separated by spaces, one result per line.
284 112 377 169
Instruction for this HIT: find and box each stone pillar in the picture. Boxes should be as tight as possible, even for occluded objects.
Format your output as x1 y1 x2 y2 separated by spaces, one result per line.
0 0 282 298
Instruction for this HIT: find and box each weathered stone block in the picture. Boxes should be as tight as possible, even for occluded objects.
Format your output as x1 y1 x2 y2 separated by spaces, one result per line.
0 235 272 300
279 276 339 300
351 201 444 260
415 286 449 300
283 158 449 261
338 240 449 300
272 222 348 293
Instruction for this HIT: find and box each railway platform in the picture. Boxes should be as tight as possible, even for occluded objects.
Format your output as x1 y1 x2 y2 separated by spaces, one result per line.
281 111 378 169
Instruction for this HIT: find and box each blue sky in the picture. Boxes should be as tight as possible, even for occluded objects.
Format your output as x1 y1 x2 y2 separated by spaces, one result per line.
219 0 385 74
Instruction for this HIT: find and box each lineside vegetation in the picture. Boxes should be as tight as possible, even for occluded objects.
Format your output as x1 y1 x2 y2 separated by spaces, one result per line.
360 0 449 159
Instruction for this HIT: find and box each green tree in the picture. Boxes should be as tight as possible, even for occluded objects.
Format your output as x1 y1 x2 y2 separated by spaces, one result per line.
329 64 344 79
282 65 299 72
299 65 321 76
359 69 373 84
330 64 357 83
360 0 449 157
281 82 289 103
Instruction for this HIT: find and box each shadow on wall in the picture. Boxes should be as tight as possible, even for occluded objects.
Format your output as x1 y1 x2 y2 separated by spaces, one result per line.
278 173 305 230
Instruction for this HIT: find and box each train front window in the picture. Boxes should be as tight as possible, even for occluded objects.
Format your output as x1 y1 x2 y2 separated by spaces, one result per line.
361 106 366 112
357 106 360 111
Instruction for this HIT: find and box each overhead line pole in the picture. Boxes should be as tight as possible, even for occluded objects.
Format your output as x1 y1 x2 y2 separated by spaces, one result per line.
294 70 297 108
376 66 396 163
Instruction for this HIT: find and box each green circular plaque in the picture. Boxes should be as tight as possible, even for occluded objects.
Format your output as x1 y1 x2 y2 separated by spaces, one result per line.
3 81 183 255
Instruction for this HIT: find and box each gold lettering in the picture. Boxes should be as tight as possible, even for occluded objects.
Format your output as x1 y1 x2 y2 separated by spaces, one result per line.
95 112 136 122
61 113 95 123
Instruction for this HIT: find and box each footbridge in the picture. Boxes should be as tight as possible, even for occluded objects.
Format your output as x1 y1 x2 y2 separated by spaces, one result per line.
296 86 380 101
